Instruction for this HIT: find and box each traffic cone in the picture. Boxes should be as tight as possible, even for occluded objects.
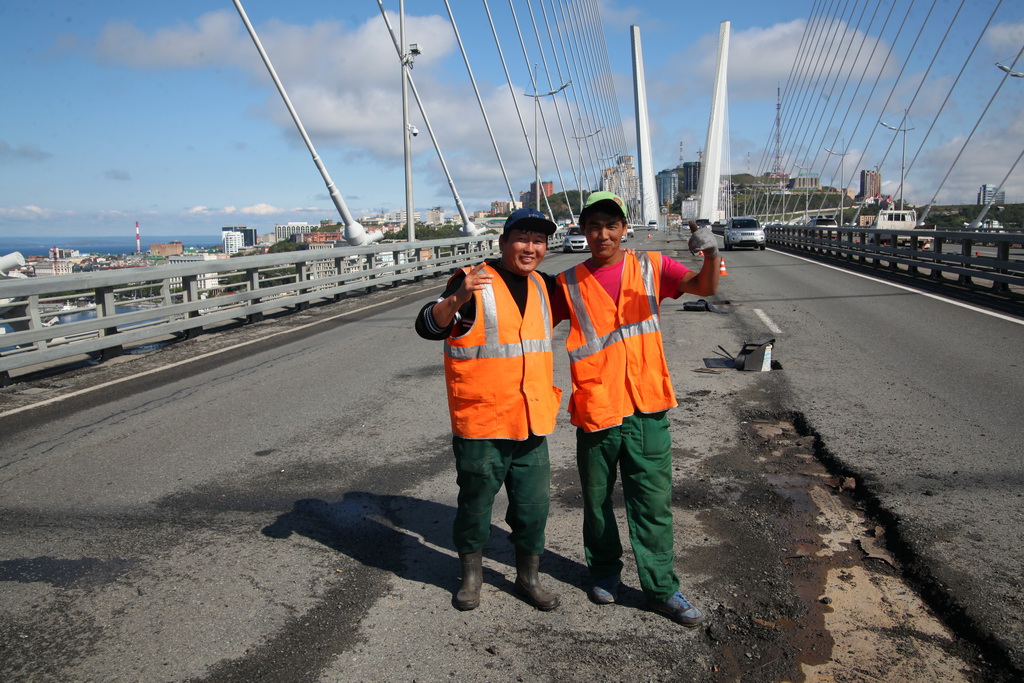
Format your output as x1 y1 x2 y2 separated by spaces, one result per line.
719 257 729 277
647 233 651 239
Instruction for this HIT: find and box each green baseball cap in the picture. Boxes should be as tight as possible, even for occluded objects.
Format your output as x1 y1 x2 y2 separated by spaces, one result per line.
580 191 627 223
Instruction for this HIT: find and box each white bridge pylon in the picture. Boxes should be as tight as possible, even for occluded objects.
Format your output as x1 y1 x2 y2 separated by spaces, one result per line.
631 26 658 228
699 21 730 223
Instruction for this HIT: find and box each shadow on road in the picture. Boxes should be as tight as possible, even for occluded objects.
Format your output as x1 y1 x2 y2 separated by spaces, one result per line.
260 492 588 604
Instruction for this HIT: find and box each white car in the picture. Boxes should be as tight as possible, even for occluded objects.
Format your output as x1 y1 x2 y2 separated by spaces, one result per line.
723 217 766 251
808 216 838 228
562 226 588 253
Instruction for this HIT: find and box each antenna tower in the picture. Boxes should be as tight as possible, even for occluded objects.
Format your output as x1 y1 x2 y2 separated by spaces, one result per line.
771 87 784 178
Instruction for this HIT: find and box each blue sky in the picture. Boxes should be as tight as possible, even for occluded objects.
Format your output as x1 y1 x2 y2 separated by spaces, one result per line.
2 0 1022 239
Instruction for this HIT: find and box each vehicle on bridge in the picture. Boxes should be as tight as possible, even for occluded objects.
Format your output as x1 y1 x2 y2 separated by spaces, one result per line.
806 215 838 228
723 217 766 250
868 209 933 249
562 226 588 253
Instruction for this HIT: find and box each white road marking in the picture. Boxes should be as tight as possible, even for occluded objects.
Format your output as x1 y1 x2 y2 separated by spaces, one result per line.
754 308 782 334
770 249 1024 326
0 296 406 420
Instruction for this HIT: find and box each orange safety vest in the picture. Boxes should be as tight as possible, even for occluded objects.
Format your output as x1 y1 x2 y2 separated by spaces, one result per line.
443 264 562 440
557 252 677 432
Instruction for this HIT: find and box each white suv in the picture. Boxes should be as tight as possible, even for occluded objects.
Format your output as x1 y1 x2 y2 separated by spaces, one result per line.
724 217 766 251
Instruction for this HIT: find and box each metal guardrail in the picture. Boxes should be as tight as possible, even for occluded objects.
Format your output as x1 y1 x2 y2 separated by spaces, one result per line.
765 225 1024 293
0 236 508 383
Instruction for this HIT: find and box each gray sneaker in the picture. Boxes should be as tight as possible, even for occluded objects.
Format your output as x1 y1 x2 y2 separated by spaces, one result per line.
648 591 705 627
587 574 621 604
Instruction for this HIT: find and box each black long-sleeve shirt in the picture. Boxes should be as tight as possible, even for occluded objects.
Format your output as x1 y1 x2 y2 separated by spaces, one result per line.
414 260 559 340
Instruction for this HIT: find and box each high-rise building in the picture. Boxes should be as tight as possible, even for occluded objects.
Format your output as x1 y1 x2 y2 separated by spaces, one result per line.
222 226 257 247
681 162 701 193
222 231 245 255
656 169 679 208
859 170 881 200
978 184 1005 205
520 181 553 208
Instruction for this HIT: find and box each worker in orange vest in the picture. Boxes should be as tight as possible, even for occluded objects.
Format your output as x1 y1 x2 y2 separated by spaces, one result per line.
556 192 719 626
415 208 563 612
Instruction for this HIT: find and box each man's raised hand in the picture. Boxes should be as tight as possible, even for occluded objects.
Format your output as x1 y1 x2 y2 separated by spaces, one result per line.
688 226 718 257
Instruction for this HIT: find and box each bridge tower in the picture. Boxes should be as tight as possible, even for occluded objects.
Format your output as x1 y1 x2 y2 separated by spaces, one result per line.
698 21 730 223
631 26 659 227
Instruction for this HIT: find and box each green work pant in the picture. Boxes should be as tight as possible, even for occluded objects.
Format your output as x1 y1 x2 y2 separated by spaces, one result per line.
576 411 679 602
452 434 551 555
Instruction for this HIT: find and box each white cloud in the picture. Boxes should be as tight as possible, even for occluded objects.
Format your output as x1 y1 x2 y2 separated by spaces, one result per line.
986 22 1024 57
0 205 75 220
240 203 284 215
95 11 247 68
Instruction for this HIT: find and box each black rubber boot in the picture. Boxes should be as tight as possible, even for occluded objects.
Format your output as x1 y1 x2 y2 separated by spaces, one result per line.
455 549 483 610
514 548 559 611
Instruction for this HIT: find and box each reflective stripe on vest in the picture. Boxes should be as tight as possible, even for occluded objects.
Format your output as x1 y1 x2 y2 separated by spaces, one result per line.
444 274 553 360
562 252 660 364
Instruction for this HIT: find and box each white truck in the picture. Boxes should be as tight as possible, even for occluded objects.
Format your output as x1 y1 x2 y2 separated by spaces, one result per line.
869 209 933 249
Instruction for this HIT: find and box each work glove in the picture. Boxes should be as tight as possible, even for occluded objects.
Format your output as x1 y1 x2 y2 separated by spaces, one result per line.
688 226 718 257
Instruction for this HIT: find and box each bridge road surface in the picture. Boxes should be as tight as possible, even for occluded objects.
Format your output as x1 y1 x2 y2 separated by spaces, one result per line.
0 231 1021 681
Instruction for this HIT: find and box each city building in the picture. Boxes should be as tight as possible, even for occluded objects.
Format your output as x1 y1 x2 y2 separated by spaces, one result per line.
222 226 257 247
789 174 820 190
490 200 519 215
32 260 75 277
681 161 701 193
302 232 345 244
679 198 699 220
167 253 226 293
426 207 446 225
50 248 80 260
978 184 1005 205
275 222 317 242
150 242 184 257
520 181 554 208
601 155 639 215
222 231 245 255
386 209 422 225
859 170 881 200
655 169 679 208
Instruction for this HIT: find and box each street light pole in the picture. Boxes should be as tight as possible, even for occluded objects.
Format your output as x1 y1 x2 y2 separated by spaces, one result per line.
573 120 602 213
525 65 570 215
880 114 914 212
399 0 416 241
824 138 849 226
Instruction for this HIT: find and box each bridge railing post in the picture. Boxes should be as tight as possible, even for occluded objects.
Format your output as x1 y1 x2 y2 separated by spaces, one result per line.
246 267 263 323
994 241 1011 292
95 285 123 361
959 239 974 286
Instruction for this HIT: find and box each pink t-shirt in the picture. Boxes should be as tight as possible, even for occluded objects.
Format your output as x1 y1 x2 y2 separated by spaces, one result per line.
550 253 691 322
